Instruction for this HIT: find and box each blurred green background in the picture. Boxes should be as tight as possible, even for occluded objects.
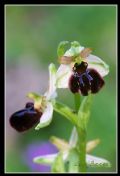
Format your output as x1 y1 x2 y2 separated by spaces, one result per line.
6 5 116 173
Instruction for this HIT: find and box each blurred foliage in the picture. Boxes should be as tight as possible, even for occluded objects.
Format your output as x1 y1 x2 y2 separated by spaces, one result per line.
6 5 116 172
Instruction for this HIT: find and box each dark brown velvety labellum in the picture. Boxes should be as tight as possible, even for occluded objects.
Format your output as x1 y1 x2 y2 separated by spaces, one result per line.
69 75 79 93
69 61 105 96
9 102 42 132
88 69 105 93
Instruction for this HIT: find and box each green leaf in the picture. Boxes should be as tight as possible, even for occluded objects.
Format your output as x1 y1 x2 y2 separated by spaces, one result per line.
77 94 93 129
57 41 69 57
66 148 79 172
51 152 65 172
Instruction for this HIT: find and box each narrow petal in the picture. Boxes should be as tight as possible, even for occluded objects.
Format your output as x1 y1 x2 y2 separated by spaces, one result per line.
80 48 92 58
86 139 100 153
86 54 109 77
86 154 111 167
56 64 72 88
50 136 69 151
45 63 57 100
33 151 69 165
35 102 53 130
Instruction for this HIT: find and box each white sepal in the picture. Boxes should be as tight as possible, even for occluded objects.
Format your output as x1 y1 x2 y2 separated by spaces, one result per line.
45 63 57 100
86 54 109 77
56 64 72 88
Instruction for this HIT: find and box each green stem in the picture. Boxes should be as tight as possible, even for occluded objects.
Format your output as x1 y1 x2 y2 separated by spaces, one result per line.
74 94 87 173
76 127 87 172
74 93 81 112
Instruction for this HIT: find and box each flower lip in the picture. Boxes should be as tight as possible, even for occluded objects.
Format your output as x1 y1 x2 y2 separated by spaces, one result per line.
69 74 80 94
9 102 42 132
69 62 105 96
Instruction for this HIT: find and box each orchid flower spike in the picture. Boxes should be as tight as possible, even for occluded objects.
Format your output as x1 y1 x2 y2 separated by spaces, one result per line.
10 63 57 132
56 41 109 96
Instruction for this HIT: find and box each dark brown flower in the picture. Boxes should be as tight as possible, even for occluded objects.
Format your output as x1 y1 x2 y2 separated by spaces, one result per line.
9 102 42 132
69 62 105 96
